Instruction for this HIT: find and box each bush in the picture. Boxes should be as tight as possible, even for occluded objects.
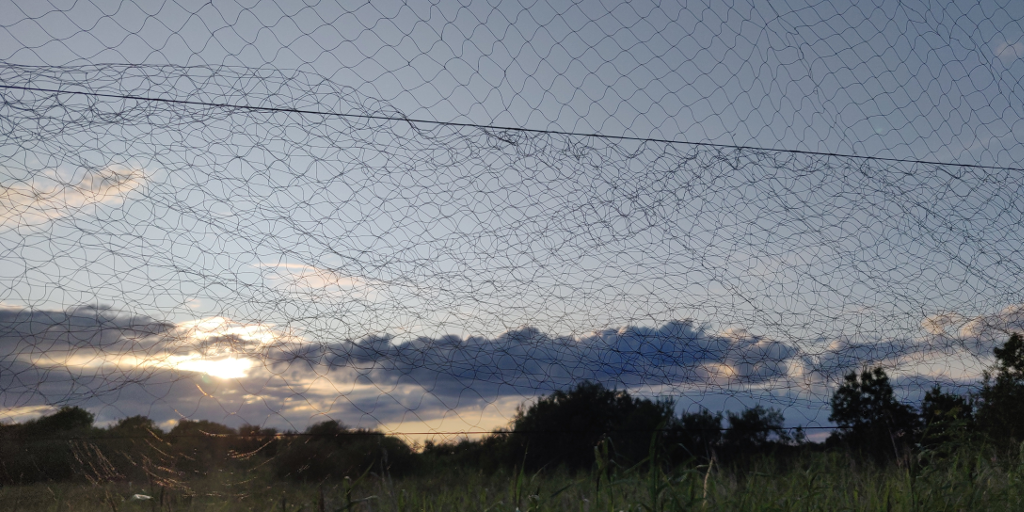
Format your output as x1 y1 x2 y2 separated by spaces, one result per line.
167 419 236 475
273 420 415 481
0 406 97 483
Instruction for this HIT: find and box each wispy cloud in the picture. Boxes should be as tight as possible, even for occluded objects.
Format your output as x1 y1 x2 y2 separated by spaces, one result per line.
257 263 387 301
809 304 1024 385
0 167 146 229
994 41 1024 63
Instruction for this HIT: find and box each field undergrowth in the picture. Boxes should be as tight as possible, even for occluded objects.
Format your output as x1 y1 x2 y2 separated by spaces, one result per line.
4 448 1024 512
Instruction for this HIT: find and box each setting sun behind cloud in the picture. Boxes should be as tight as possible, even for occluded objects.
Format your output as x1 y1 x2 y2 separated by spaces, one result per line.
171 356 255 379
150 317 287 379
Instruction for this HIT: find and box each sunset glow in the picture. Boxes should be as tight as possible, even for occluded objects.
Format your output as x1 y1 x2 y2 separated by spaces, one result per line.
171 356 255 379
176 317 279 345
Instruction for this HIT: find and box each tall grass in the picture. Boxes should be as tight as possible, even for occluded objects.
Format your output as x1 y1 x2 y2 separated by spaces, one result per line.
3 446 1023 511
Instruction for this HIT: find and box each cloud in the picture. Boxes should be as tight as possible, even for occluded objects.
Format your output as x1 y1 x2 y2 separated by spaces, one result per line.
286 320 800 401
0 306 300 411
945 304 1024 357
812 336 918 378
0 305 176 422
0 404 57 424
6 303 1020 434
0 167 146 230
995 41 1024 63
2 306 805 428
921 312 966 336
956 303 1024 339
258 263 386 300
808 304 1024 387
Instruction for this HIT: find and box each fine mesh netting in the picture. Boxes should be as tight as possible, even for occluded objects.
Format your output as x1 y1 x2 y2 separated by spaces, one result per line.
1 1 1023 438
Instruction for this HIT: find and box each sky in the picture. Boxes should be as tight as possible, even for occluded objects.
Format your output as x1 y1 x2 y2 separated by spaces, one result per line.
1 0 1023 441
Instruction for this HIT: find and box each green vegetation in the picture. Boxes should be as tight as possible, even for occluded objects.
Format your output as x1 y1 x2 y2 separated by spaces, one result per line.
827 366 920 462
3 334 1024 510
978 333 1024 447
3 446 1024 511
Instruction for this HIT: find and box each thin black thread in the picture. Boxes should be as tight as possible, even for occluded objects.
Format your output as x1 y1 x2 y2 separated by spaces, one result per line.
1 83 1018 173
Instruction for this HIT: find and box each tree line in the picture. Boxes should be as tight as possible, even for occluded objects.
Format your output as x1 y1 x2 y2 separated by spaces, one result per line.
2 333 1023 484
828 333 1024 463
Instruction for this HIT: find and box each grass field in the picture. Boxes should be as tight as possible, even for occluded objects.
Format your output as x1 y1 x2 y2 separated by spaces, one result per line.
4 448 1024 512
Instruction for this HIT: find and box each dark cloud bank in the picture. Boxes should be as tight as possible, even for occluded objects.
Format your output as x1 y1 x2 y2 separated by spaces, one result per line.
0 305 1009 430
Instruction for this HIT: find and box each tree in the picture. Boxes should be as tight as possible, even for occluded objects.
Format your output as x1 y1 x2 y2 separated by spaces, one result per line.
976 333 1024 446
421 429 515 474
666 408 722 462
274 420 415 481
168 419 235 474
509 381 674 471
1 406 97 483
828 367 919 461
722 405 795 455
918 385 973 452
920 385 972 426
25 406 95 438
100 415 166 482
111 415 160 433
234 423 280 458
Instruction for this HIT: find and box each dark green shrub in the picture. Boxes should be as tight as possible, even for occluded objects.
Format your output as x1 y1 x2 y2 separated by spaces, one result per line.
273 420 415 481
